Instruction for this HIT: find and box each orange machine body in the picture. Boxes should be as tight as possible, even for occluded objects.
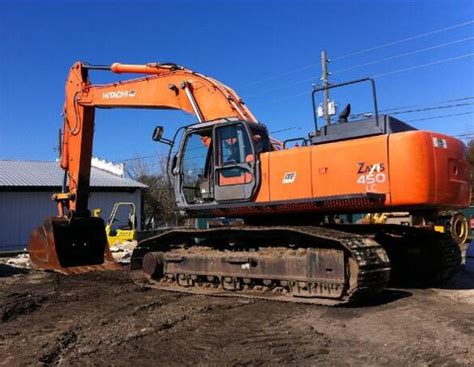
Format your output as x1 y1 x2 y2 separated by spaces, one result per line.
253 131 469 210
187 128 469 219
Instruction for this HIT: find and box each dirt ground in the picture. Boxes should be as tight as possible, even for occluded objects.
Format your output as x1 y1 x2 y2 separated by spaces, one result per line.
1 250 473 366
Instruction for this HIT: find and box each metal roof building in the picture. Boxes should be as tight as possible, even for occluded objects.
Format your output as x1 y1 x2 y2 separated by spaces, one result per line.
0 160 146 252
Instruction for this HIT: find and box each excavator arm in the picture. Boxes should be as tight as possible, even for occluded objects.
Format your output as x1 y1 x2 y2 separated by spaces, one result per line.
61 61 257 216
29 61 260 273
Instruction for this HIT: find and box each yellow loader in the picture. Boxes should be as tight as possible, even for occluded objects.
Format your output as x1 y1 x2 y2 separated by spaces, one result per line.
93 203 137 246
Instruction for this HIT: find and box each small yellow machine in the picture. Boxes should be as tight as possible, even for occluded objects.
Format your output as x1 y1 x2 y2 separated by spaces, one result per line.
93 203 137 246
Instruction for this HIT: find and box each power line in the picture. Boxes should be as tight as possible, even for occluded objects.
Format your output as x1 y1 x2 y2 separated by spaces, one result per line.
332 36 474 74
457 136 474 139
263 96 474 133
407 110 474 122
256 89 310 105
376 96 474 114
270 126 302 134
350 99 474 119
121 154 156 162
453 133 474 141
373 52 474 78
245 19 474 86
247 76 317 97
391 102 474 115
250 52 474 99
246 64 318 86
333 19 474 60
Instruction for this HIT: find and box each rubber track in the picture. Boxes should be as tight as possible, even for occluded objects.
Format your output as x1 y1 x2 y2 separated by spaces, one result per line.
324 224 462 287
434 233 462 283
129 226 390 306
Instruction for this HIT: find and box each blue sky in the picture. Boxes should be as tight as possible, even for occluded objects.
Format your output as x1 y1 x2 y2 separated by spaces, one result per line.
1 0 473 171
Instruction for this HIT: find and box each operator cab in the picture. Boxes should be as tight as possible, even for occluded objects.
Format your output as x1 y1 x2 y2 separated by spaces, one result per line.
153 118 270 209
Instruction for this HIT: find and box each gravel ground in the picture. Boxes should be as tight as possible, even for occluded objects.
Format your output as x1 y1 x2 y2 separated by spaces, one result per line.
0 248 473 366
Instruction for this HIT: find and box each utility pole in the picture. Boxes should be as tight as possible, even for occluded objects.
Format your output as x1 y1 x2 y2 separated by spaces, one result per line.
321 50 331 126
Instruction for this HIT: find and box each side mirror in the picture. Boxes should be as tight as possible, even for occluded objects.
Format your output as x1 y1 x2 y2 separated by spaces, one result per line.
152 126 165 142
152 126 174 146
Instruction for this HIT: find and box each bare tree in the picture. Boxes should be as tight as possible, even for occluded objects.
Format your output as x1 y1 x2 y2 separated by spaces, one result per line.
126 155 177 229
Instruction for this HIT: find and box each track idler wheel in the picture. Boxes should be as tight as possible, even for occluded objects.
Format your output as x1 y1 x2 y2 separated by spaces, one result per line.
449 212 469 248
142 252 165 278
28 216 120 274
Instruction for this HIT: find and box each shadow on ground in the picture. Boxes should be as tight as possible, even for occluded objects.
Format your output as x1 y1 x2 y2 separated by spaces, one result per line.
344 288 412 308
0 264 29 278
439 253 474 290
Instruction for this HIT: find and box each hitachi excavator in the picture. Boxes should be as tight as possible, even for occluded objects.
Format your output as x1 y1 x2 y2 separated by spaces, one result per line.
28 61 470 305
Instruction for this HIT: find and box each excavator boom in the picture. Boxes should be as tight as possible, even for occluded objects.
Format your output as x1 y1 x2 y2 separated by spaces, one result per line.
61 61 258 214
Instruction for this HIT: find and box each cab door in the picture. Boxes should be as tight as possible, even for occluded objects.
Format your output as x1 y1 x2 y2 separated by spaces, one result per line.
213 122 258 202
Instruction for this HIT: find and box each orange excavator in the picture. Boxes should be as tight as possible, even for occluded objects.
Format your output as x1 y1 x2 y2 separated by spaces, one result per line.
29 61 470 305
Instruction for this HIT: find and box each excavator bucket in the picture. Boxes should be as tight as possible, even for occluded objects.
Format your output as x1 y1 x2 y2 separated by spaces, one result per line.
28 216 120 275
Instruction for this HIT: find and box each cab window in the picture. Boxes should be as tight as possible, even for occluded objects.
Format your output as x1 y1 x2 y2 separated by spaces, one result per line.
180 130 212 203
216 124 253 166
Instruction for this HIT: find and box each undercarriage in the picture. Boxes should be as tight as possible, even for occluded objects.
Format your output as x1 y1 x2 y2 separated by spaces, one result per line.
129 224 460 305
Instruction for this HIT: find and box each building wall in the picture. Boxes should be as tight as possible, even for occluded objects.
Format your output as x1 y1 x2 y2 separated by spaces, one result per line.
0 190 141 252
